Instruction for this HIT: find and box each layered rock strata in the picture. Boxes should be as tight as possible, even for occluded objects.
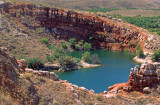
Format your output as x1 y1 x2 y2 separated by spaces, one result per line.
0 2 151 51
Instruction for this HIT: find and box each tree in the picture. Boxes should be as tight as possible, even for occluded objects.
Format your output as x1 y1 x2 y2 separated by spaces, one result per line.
81 51 91 63
152 50 160 61
69 38 76 48
136 44 144 58
81 52 101 64
58 56 78 71
83 42 92 51
91 54 101 64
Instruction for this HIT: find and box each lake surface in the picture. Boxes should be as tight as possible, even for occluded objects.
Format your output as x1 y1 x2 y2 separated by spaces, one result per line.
57 50 138 93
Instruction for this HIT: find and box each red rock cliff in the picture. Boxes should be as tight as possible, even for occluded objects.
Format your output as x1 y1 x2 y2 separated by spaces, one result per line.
0 2 149 51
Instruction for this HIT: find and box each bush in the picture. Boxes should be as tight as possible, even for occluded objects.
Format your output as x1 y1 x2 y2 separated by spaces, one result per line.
78 40 84 46
58 56 78 71
81 51 91 63
69 38 76 47
81 52 101 64
26 58 44 70
46 54 56 62
83 42 92 51
89 36 93 40
61 42 67 49
152 50 160 61
38 38 49 44
48 45 54 50
53 46 65 55
136 44 144 58
137 49 144 58
75 45 81 51
91 54 101 64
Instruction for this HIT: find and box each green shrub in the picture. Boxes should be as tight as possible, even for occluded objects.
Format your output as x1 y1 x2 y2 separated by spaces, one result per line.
53 46 65 55
137 49 144 58
152 50 160 61
69 38 76 47
38 38 48 44
48 45 54 50
61 42 67 49
81 52 101 64
136 44 141 50
136 44 144 58
46 54 56 62
58 56 78 71
88 22 92 25
26 58 44 70
38 4 42 6
78 40 84 46
89 36 93 40
145 40 149 43
83 42 92 51
81 51 91 63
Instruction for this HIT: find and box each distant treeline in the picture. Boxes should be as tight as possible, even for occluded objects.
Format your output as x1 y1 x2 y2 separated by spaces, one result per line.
109 14 160 35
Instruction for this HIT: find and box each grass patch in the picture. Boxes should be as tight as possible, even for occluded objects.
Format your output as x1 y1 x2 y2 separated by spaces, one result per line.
38 38 49 44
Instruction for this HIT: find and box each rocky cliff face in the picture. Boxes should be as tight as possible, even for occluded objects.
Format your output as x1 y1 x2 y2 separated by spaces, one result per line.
0 47 39 105
129 62 160 91
0 47 19 89
0 2 151 51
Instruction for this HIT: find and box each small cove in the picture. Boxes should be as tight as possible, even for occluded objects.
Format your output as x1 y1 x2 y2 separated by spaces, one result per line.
57 50 139 93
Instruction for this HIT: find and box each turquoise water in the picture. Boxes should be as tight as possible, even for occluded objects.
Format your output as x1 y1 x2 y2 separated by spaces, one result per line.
57 50 138 93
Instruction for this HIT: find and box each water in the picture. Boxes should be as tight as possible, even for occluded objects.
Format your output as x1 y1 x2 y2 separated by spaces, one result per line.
57 50 138 93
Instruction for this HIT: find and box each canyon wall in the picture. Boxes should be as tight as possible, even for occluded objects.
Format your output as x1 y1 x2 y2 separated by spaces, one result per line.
0 2 149 51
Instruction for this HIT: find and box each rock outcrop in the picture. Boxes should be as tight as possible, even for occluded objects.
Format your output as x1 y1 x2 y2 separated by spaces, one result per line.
25 68 59 81
129 62 160 91
109 62 160 93
0 47 19 84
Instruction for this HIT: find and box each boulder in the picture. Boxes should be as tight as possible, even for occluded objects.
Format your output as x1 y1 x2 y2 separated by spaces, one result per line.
143 87 151 93
104 91 107 94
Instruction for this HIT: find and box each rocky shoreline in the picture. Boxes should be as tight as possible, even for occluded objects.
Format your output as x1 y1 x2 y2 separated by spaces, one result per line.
108 54 160 95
